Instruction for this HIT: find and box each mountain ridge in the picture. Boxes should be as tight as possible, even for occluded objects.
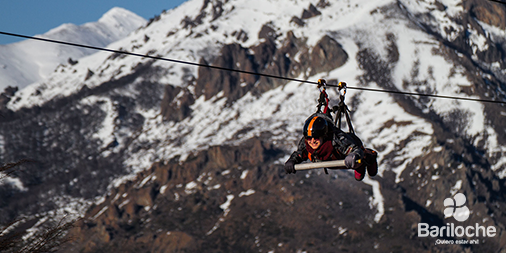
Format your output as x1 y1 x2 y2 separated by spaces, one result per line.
0 7 146 91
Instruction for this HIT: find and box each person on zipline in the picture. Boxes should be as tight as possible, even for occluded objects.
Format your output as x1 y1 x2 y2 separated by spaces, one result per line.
284 112 377 181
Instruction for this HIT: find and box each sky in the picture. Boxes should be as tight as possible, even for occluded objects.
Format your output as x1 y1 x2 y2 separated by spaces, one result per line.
0 0 188 45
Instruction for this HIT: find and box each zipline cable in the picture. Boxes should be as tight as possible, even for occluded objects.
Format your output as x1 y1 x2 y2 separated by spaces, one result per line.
344 86 505 104
1 30 505 105
0 31 319 85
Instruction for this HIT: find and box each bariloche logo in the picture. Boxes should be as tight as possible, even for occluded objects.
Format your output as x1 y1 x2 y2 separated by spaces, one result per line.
443 193 470 222
418 192 497 239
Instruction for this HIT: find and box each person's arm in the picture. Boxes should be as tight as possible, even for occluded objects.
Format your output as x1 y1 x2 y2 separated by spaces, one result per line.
284 137 308 174
291 137 308 163
332 130 364 169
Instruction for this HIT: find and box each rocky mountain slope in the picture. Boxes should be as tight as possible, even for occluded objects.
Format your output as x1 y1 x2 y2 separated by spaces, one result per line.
1 0 506 252
0 7 146 91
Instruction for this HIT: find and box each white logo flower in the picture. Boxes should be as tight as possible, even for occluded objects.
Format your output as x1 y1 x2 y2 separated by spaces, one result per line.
443 193 470 222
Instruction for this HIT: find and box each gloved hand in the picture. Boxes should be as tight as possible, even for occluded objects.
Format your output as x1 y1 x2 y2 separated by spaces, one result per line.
345 153 360 169
284 159 296 174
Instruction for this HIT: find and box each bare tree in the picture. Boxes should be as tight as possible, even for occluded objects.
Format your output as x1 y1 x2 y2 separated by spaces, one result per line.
0 159 34 180
0 220 24 252
18 217 76 253
0 159 76 253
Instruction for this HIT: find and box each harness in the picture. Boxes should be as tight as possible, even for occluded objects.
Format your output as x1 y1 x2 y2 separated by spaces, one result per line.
313 79 377 174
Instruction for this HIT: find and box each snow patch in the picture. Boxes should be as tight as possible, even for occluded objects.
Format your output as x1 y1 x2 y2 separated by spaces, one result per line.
239 189 256 197
240 170 249 179
0 175 27 192
363 177 384 223
220 194 235 216
450 180 462 196
185 181 198 194
207 194 235 236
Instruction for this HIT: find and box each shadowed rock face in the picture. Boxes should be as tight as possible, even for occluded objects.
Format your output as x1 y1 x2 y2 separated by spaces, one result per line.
59 138 382 253
192 31 348 109
59 136 506 253
45 125 501 253
161 30 348 123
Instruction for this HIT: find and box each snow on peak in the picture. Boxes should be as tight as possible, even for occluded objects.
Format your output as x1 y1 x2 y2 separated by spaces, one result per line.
0 7 146 92
97 7 147 38
101 6 138 21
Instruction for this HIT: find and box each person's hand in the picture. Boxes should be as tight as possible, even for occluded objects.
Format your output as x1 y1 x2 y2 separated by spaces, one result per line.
284 160 296 174
345 153 360 169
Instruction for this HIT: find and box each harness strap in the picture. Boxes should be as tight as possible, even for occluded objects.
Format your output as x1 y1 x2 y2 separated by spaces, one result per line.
317 79 330 115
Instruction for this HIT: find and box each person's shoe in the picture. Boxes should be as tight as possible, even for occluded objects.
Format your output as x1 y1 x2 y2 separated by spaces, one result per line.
366 163 378 177
354 165 366 181
365 148 378 177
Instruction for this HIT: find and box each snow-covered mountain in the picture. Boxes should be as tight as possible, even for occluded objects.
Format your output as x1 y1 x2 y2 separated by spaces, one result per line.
0 7 146 91
1 0 506 252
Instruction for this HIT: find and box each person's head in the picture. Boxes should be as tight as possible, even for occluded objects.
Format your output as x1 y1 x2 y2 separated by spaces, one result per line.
303 115 328 149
